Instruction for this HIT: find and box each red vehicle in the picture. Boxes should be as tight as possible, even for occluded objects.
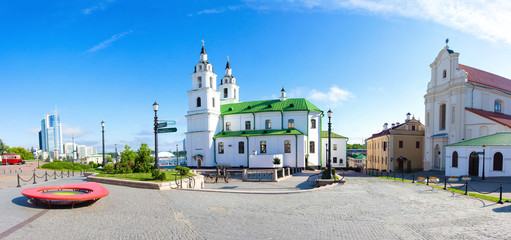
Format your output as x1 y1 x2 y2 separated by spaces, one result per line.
2 154 25 165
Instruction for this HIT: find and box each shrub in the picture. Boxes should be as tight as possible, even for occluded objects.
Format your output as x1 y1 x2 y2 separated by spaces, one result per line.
176 166 190 176
103 164 115 173
273 158 281 165
151 169 166 181
40 161 88 171
114 161 133 174
133 163 152 173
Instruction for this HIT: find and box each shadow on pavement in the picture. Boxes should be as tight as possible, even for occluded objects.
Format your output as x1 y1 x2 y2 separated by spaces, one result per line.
11 196 39 209
492 204 511 213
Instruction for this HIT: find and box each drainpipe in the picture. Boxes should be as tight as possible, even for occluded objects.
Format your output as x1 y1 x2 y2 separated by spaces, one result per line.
469 82 476 108
246 136 250 168
213 138 217 165
306 110 310 166
345 137 349 168
221 116 225 132
295 135 298 168
252 113 255 130
281 111 284 129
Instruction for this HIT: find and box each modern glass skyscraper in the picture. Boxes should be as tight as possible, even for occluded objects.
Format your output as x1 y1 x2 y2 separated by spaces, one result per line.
39 114 63 154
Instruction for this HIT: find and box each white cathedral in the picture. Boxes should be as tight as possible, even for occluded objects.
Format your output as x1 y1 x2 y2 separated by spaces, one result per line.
185 43 347 169
425 43 511 177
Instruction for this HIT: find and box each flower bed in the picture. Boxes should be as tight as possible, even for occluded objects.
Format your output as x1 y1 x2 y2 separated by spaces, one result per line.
417 177 426 183
429 176 440 183
448 176 458 182
461 175 471 181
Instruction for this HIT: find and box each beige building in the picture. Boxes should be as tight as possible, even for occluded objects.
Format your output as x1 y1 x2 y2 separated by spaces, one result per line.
366 113 425 172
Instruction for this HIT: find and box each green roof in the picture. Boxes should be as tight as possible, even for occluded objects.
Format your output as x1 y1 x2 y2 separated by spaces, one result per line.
220 98 322 115
320 131 346 138
354 154 366 159
446 132 511 147
214 129 304 138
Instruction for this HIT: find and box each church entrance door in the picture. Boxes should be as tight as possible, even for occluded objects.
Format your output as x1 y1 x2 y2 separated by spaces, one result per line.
198 159 202 168
469 152 479 176
434 145 440 169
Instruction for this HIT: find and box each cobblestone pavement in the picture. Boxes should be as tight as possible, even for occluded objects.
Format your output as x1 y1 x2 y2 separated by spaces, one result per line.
2 173 511 239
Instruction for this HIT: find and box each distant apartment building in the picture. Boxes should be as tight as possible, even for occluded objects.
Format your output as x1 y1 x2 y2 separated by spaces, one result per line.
366 113 425 172
63 143 95 159
39 114 63 157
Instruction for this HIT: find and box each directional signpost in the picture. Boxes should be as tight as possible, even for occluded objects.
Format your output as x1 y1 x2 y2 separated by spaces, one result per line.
158 127 177 133
157 120 177 134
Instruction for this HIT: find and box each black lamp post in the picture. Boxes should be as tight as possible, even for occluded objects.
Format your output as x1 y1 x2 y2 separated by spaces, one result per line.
176 144 179 165
326 109 333 179
153 102 159 170
482 145 486 180
101 121 106 167
115 144 118 163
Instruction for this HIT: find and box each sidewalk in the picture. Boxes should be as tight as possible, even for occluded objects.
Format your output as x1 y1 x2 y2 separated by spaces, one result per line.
187 171 339 194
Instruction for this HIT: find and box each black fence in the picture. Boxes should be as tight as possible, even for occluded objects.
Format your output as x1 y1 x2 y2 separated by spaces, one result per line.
364 169 506 204
17 170 85 188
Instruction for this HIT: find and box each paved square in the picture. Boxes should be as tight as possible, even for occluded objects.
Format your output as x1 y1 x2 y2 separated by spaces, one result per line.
1 174 510 239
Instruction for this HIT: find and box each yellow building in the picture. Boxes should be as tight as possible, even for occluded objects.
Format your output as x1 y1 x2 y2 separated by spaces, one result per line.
366 113 425 172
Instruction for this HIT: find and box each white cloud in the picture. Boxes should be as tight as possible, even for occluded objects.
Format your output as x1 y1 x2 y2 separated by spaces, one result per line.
86 30 133 53
192 5 244 16
287 85 353 107
244 0 511 46
62 124 88 138
82 0 115 15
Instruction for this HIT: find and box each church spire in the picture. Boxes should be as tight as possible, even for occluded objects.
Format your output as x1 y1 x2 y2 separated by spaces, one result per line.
225 56 232 76
200 40 208 62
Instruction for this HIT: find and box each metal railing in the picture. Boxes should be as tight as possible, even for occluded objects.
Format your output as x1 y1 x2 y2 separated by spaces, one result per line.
17 170 84 188
364 169 506 204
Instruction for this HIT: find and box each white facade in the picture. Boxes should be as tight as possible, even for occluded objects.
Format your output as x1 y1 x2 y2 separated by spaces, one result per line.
321 136 348 168
445 145 511 177
185 44 336 169
424 46 511 171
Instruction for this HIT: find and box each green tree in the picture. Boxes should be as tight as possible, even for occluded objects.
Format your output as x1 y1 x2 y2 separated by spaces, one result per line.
8 147 34 160
106 155 113 163
120 145 137 163
0 139 9 154
133 143 154 172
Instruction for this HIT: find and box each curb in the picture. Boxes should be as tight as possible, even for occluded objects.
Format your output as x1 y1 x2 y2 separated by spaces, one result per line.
178 180 343 194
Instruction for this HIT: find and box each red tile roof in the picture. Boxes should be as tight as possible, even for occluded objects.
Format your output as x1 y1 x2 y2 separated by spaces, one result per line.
466 108 511 128
459 64 511 93
366 123 405 141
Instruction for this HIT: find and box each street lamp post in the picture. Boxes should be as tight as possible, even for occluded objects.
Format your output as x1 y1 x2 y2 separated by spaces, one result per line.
326 109 333 179
101 121 106 167
482 145 486 180
153 102 159 170
176 144 179 166
115 144 118 163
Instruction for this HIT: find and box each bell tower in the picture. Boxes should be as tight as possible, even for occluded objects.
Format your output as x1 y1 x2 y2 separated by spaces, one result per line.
219 56 240 104
185 41 221 168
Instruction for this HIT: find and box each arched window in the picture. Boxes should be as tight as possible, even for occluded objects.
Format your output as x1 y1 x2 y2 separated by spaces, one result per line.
238 141 244 154
197 76 202 88
440 103 446 130
234 89 237 99
284 140 291 153
288 119 295 128
224 88 228 98
311 119 316 129
495 100 502 113
260 141 267 153
196 97 201 107
210 77 213 88
452 151 458 168
265 120 271 129
310 141 315 153
443 69 447 78
494 152 503 171
199 65 203 70
218 142 224 154
212 98 215 107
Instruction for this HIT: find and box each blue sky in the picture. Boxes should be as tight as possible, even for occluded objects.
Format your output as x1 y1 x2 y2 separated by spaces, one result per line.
1 0 511 153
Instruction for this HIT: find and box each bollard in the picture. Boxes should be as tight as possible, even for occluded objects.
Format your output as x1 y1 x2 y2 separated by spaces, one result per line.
61 171 63 178
402 173 404 181
54 170 57 179
427 175 429 185
412 174 415 183
443 176 447 190
393 172 396 179
386 172 389 178
464 181 468 195
498 184 504 204
67 170 70 177
45 171 48 181
17 173 21 187
33 172 37 184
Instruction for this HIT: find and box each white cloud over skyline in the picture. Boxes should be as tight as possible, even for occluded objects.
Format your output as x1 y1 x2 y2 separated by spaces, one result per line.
86 30 133 53
287 85 354 108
